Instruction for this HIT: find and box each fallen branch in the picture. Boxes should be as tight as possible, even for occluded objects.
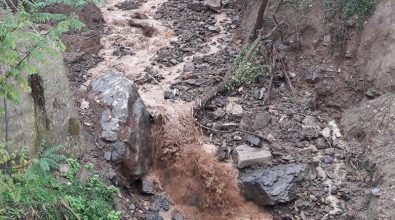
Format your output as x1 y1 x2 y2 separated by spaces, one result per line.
59 199 81 220
194 120 272 143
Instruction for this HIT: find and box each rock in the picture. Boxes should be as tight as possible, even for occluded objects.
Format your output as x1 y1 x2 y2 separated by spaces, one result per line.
322 155 334 164
100 110 120 142
183 61 195 73
59 164 70 173
145 213 163 220
208 25 221 33
246 134 262 147
151 194 170 212
140 179 155 195
91 69 153 180
302 115 318 129
188 1 205 12
239 163 311 206
172 213 184 220
164 90 175 100
323 35 331 46
305 66 321 83
371 188 380 196
104 151 112 161
213 108 225 120
233 144 272 168
80 99 89 110
240 112 271 131
204 0 221 12
226 103 243 117
111 142 126 163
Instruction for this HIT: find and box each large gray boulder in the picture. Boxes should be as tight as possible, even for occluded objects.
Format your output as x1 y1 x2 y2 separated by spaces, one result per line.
239 163 311 206
90 69 153 180
0 54 83 157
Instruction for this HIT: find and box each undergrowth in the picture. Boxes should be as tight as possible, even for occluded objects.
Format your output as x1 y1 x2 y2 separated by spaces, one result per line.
0 144 120 220
228 46 268 91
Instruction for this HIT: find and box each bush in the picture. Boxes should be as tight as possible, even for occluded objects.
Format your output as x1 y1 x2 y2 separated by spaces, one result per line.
0 145 121 220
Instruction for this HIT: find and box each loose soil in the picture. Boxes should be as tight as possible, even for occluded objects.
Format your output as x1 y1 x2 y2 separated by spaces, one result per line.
61 0 395 219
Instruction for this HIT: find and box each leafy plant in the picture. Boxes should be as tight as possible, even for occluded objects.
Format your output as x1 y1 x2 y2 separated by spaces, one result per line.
0 144 121 220
227 46 268 90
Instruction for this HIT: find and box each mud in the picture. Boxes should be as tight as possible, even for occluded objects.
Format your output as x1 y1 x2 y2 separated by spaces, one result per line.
60 0 395 219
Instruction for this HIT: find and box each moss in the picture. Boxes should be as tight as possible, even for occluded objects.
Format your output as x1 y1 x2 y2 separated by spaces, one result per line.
68 117 80 137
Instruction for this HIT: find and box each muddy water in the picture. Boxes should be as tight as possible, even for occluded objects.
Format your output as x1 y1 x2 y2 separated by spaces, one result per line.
88 0 271 219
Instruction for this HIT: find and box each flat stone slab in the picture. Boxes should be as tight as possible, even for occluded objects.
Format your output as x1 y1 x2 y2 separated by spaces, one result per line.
233 144 272 168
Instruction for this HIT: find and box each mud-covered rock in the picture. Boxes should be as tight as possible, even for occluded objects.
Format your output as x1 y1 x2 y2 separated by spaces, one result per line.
239 163 311 206
91 69 153 179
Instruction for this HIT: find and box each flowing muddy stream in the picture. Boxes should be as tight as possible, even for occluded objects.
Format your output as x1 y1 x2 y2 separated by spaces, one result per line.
87 0 271 219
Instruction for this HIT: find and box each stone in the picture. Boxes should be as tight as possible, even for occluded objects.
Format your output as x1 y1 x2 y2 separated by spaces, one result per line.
145 213 163 220
104 151 112 161
323 155 334 164
305 66 321 83
151 194 170 212
302 115 318 129
164 90 175 100
371 188 380 196
208 25 221 33
172 213 184 220
59 164 70 173
239 163 311 206
246 134 262 147
226 103 243 117
323 35 331 46
80 99 89 109
213 108 225 120
1 55 83 157
111 142 126 163
188 1 205 12
233 144 272 169
204 0 221 12
183 61 195 73
140 179 155 195
91 69 153 180
240 112 271 131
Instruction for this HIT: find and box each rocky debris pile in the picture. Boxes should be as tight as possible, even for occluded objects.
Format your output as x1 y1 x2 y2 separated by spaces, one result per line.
90 69 153 180
154 0 239 67
239 163 312 206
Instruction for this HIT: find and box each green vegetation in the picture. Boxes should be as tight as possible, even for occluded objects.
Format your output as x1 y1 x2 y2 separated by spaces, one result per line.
322 0 375 25
0 144 121 219
228 46 268 90
0 0 121 219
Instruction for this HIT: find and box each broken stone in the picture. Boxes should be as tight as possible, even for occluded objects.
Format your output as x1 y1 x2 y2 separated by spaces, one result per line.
140 180 155 195
323 155 334 164
226 103 243 117
204 0 221 12
208 25 221 33
164 90 175 100
246 134 262 147
239 163 311 206
151 194 170 212
240 112 271 131
371 188 380 196
104 151 112 161
323 35 331 46
59 164 70 173
305 66 321 83
145 213 163 220
183 61 195 73
80 99 89 110
91 70 153 180
111 142 126 163
233 144 272 168
213 108 225 120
